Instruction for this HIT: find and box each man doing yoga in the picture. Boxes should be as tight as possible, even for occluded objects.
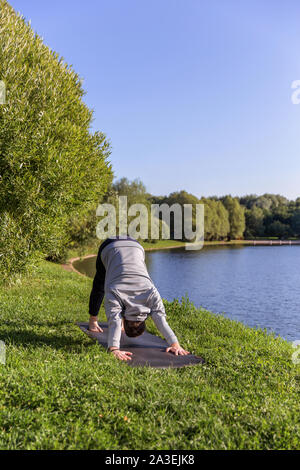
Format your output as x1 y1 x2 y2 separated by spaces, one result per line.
88 236 190 361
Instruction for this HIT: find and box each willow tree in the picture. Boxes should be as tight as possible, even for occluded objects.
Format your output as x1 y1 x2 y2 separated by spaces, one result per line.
0 1 112 279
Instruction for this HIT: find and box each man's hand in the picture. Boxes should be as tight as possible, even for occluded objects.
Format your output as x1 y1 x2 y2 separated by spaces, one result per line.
110 348 133 361
88 316 103 333
166 342 190 356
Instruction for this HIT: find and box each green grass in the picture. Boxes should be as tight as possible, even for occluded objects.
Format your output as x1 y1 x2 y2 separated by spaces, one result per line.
141 239 186 250
0 261 299 450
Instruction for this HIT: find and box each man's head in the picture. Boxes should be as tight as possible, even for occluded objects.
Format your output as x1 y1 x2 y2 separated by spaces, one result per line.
123 318 146 338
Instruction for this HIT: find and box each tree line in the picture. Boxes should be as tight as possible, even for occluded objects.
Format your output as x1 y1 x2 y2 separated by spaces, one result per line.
89 178 300 242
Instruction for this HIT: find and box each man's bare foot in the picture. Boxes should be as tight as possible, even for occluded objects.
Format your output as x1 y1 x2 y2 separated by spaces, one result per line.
88 317 103 333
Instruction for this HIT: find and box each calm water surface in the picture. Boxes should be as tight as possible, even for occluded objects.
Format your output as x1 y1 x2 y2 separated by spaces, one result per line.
74 245 300 341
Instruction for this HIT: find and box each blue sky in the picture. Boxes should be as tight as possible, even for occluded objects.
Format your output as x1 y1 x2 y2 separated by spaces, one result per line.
10 0 300 199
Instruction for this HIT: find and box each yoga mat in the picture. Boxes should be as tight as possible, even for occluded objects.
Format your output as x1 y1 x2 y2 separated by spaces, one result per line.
77 322 204 368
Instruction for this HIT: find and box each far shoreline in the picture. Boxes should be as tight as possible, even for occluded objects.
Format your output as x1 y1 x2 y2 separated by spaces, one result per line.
62 238 300 277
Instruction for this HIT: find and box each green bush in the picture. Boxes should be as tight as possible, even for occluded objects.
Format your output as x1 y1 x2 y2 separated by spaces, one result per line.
0 1 112 280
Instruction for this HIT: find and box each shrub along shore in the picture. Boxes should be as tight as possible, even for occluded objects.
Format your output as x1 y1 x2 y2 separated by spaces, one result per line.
0 259 299 450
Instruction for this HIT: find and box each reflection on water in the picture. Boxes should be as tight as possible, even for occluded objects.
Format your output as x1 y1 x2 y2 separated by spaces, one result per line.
74 245 300 341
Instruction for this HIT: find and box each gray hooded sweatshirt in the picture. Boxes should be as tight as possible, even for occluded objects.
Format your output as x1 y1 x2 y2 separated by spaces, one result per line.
89 237 178 349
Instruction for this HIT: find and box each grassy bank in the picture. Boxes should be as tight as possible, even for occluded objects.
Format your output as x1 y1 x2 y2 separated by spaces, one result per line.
0 261 299 449
66 239 187 259
66 238 259 260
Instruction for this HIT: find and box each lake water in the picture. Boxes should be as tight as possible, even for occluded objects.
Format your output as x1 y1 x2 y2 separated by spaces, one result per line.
73 245 300 342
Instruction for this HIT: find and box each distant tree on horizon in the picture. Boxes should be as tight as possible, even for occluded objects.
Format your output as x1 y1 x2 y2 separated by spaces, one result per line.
222 196 245 239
